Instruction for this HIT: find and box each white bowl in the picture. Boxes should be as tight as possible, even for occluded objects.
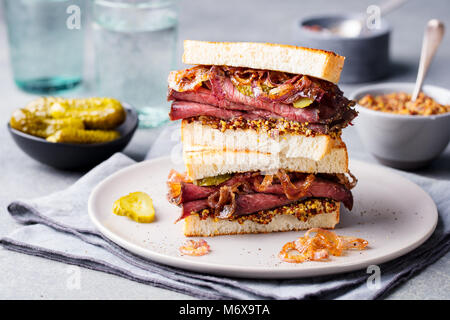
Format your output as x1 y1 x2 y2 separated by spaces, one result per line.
350 83 450 170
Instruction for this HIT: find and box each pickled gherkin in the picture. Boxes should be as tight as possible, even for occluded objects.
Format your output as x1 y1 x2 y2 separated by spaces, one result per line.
193 174 233 186
236 85 253 97
293 97 313 109
112 192 156 223
24 97 54 118
46 128 120 144
10 97 125 144
49 97 126 129
10 108 84 138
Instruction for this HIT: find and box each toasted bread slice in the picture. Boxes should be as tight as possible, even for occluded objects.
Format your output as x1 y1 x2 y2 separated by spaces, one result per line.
182 40 345 84
184 203 340 237
183 139 348 180
181 120 334 163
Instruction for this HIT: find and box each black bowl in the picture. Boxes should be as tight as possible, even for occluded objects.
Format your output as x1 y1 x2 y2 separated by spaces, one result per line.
8 104 138 170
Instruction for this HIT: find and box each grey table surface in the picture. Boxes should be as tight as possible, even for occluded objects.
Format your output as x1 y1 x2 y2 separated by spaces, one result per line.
1 0 449 300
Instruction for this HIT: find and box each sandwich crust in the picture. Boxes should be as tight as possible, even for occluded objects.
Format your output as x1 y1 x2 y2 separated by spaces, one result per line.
183 138 349 180
183 40 345 83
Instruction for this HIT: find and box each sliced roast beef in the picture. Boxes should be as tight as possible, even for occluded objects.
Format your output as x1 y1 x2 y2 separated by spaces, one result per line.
171 174 354 212
210 70 321 123
169 102 334 134
168 65 356 127
168 78 356 126
169 88 320 123
234 194 295 215
257 177 353 210
180 194 294 220
168 87 255 111
179 199 209 221
169 100 288 122
169 99 323 123
178 183 216 204
169 101 255 121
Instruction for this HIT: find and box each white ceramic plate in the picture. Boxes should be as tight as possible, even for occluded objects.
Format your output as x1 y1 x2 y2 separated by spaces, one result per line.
88 157 437 279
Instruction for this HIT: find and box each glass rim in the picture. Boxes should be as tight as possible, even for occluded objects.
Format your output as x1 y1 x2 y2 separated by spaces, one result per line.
94 0 179 10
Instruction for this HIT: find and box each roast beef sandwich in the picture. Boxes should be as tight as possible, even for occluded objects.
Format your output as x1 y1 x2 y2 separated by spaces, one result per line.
167 40 357 237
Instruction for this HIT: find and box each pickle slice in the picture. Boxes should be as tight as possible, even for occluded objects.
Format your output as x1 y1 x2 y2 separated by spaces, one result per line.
112 192 155 223
235 85 253 97
193 174 232 186
235 84 273 97
293 97 314 108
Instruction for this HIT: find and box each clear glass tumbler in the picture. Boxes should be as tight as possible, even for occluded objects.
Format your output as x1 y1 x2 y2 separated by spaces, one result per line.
3 0 85 93
92 0 179 128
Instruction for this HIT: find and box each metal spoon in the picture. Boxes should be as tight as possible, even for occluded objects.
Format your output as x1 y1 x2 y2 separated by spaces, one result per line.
411 19 445 101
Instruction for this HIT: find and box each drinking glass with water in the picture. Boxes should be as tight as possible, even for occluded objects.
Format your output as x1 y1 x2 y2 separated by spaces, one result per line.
3 0 85 93
93 0 179 128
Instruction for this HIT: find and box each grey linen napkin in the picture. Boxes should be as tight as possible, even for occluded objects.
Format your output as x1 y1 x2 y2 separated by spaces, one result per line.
1 124 449 299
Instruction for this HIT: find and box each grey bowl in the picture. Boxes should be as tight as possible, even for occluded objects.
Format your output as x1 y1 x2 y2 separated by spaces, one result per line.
295 14 391 83
350 83 450 170
8 104 139 170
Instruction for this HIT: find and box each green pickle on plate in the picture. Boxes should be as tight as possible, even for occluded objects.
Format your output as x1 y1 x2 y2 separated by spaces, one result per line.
112 192 155 223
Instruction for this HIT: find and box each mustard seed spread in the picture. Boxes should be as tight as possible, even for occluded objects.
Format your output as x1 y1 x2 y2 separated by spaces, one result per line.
190 116 342 139
195 198 337 225
359 92 450 116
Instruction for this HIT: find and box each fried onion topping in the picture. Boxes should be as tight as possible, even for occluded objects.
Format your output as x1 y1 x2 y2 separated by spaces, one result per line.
167 65 336 103
179 239 210 256
335 172 358 190
167 169 192 205
279 228 368 263
253 174 274 192
207 182 247 218
168 66 211 92
276 169 316 200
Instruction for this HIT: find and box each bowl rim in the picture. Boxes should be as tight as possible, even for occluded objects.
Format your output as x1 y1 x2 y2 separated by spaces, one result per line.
7 103 139 148
298 13 391 40
350 82 450 121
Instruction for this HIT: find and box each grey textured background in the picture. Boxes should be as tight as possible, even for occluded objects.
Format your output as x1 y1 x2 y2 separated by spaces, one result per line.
0 0 449 299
